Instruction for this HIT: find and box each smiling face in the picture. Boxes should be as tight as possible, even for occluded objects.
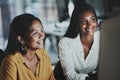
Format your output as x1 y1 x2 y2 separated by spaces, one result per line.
24 20 45 50
79 11 98 37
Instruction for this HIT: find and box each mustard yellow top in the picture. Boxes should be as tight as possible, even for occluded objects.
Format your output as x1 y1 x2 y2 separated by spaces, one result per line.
0 48 55 80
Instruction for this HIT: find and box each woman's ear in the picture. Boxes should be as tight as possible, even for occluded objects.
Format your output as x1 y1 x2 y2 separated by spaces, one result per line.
17 36 25 44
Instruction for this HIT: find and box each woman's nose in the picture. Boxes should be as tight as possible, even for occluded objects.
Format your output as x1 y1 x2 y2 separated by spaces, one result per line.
39 32 45 39
87 21 92 28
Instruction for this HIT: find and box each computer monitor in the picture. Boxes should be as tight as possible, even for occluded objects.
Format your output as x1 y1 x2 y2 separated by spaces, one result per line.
98 14 120 80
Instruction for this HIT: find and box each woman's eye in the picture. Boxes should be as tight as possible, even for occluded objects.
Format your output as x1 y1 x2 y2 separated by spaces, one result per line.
80 20 87 24
30 29 44 37
32 32 39 37
91 17 96 22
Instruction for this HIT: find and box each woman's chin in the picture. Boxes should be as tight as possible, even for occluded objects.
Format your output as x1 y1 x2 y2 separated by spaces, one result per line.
39 45 44 48
86 32 94 36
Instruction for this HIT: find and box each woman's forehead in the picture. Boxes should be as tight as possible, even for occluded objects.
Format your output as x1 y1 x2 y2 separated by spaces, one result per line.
80 10 96 18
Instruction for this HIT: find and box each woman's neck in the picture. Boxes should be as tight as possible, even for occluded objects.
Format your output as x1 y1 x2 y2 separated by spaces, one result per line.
80 35 94 59
22 49 38 74
23 49 37 62
80 35 93 45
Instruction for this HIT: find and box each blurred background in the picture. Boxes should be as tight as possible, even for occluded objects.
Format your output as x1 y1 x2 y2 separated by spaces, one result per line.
0 0 120 65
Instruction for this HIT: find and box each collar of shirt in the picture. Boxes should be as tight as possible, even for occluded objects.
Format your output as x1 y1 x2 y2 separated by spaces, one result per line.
16 48 45 64
76 30 100 52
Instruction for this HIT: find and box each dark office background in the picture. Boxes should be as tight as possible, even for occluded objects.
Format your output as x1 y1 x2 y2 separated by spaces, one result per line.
0 0 120 64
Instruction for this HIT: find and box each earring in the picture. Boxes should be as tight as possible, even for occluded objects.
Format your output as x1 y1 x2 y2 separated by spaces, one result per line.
21 44 27 53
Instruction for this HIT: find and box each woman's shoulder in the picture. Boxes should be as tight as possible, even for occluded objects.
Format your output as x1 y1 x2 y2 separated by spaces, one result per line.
2 53 19 64
94 30 100 37
60 37 72 41
59 37 76 44
58 36 79 49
